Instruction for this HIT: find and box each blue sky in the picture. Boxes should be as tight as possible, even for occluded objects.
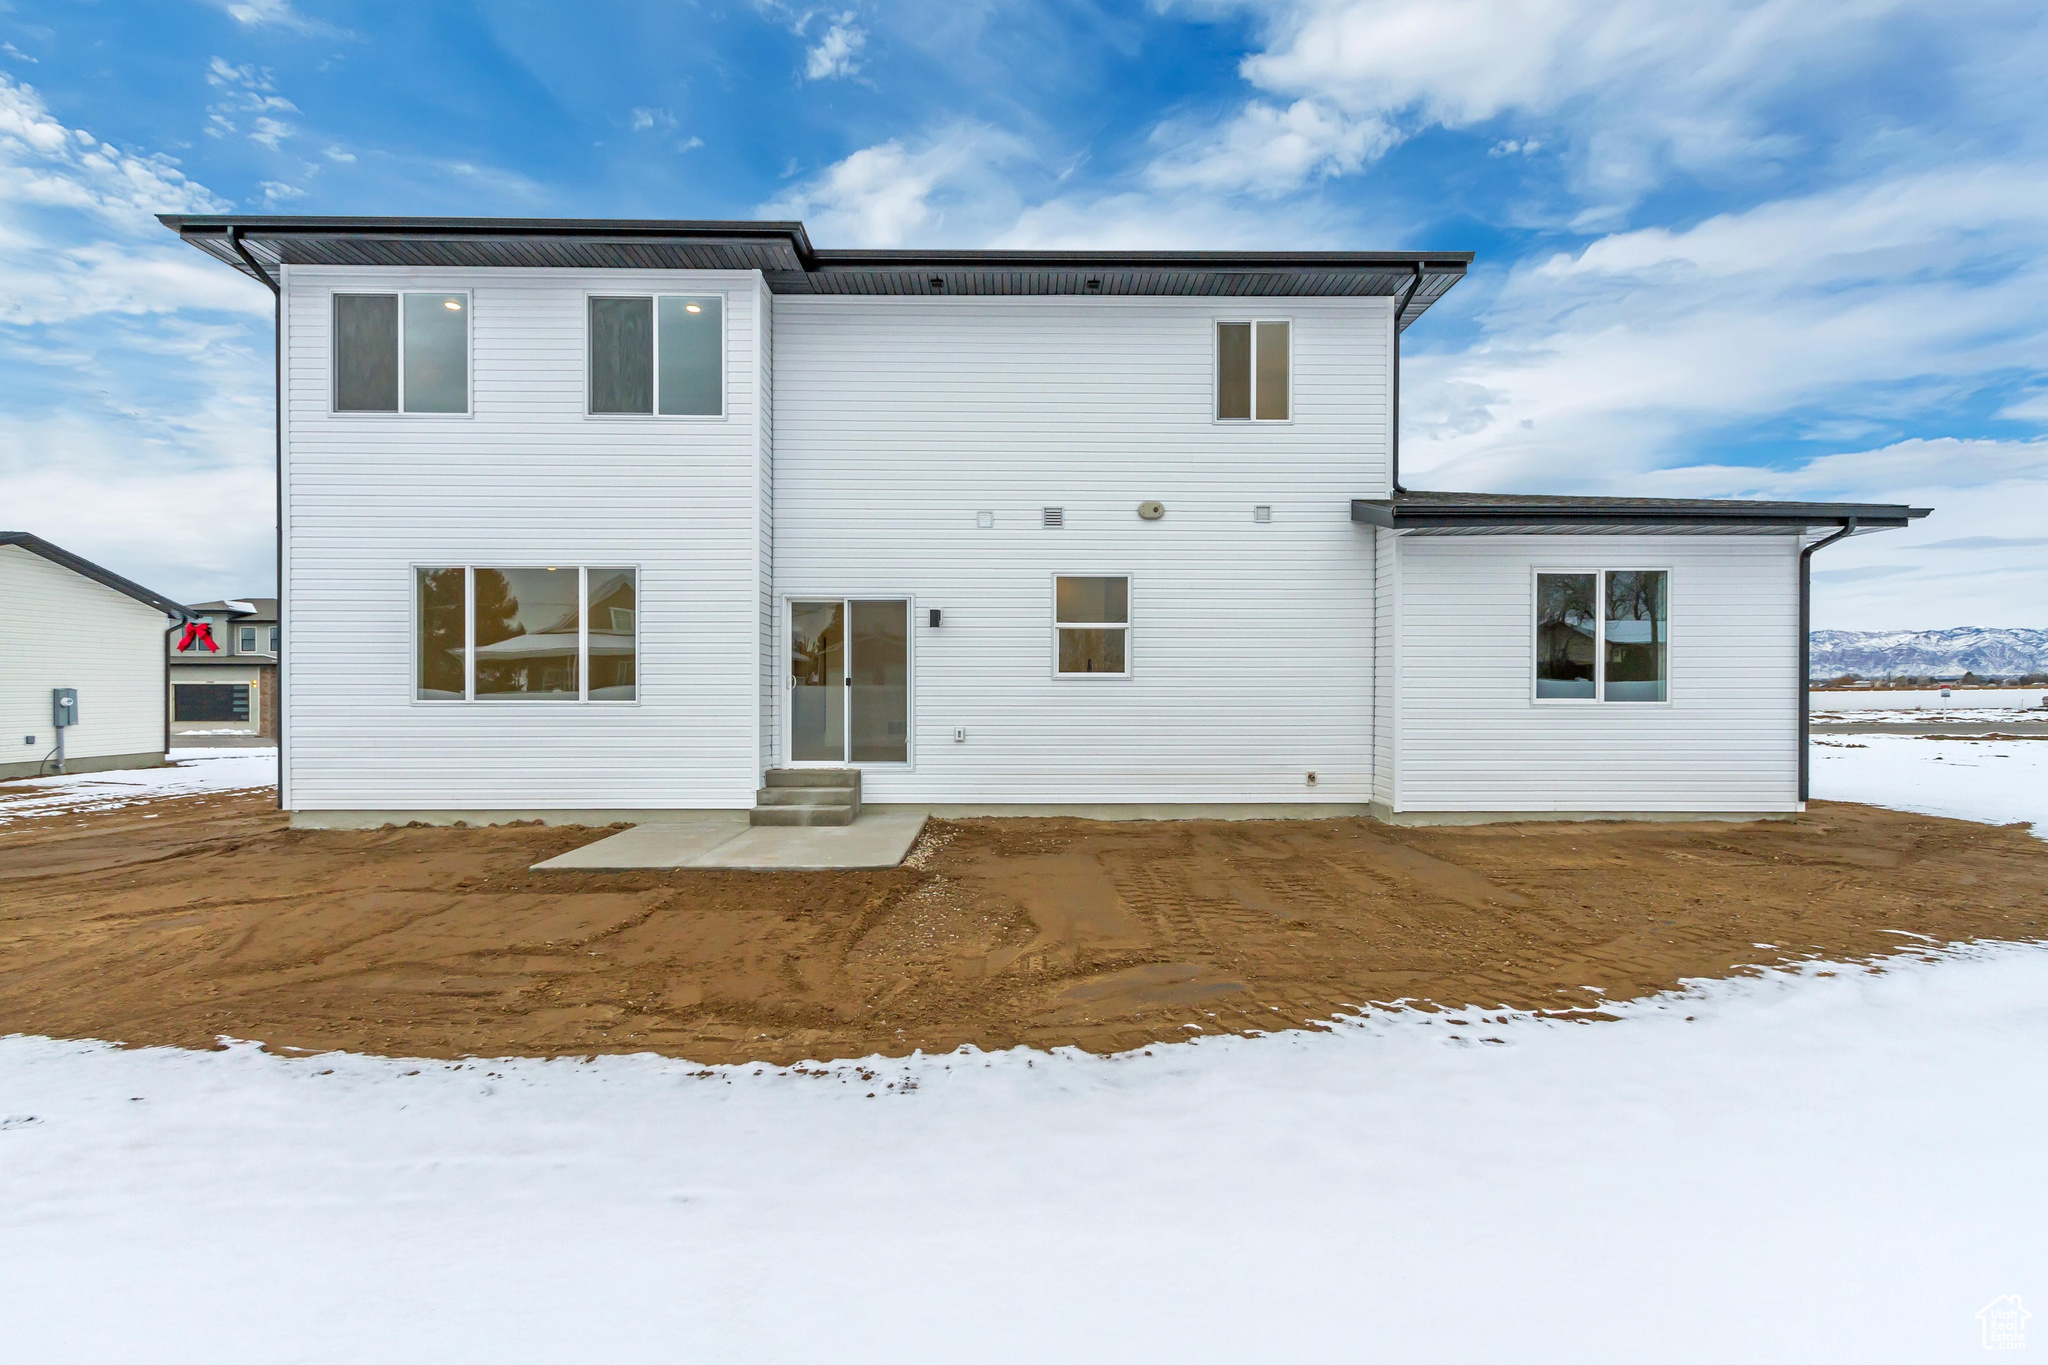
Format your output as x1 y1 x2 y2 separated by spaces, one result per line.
1 0 2043 626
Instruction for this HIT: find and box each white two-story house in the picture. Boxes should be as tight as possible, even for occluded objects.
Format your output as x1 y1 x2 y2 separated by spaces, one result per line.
162 215 1927 827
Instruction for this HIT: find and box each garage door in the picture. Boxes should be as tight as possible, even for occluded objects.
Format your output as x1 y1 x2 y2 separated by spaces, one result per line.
174 684 250 722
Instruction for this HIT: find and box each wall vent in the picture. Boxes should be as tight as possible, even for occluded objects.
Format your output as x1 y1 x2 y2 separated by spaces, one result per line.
1042 507 1064 528
1253 505 1273 523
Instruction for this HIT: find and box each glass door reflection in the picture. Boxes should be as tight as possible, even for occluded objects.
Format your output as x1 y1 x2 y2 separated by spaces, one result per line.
791 599 907 764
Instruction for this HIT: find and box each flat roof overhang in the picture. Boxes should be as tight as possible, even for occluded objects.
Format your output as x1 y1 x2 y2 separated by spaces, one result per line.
1350 491 1932 536
156 215 1470 328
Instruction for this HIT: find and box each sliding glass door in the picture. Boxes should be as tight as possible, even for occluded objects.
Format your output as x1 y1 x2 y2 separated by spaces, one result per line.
790 599 908 764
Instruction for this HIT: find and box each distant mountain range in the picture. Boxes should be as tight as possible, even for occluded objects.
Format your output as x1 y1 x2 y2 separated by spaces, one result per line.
1810 627 2048 679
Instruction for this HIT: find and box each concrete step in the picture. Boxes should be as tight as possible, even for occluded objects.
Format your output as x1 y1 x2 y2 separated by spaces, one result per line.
749 804 858 828
764 768 862 790
755 787 859 807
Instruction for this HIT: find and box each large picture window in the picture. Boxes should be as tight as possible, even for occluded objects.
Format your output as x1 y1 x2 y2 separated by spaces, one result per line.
334 292 469 414
414 565 638 702
589 295 724 416
1216 319 1290 421
1054 575 1129 676
1535 570 1668 702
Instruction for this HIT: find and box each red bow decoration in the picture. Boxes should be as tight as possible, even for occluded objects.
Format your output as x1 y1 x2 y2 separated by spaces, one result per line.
177 621 220 653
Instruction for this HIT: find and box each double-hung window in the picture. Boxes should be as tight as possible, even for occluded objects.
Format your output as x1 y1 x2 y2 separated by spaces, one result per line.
1216 320 1290 421
238 626 257 653
1054 576 1129 677
1535 570 1669 702
415 565 639 702
333 292 469 413
589 295 724 416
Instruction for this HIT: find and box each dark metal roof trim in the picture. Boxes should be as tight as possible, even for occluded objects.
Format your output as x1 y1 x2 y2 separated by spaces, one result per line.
158 215 1469 323
1 532 192 620
1351 491 1932 533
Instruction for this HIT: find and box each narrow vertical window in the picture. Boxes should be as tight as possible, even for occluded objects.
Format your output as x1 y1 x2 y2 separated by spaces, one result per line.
1535 573 1597 699
1055 576 1130 676
415 567 467 700
658 295 723 415
239 626 257 652
586 567 638 701
1255 320 1290 419
402 293 469 413
1217 322 1252 420
334 293 398 412
1604 570 1669 702
590 297 654 414
269 626 280 652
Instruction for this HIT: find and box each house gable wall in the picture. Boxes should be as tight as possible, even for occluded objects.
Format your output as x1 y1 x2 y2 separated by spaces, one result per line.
2 543 170 774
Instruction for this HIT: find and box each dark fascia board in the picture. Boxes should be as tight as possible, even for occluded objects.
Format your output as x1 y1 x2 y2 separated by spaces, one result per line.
1350 494 1933 531
1 532 192 620
157 215 1470 307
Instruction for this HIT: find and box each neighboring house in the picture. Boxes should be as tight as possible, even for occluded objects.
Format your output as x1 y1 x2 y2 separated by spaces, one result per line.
1 532 189 780
168 597 279 741
161 215 1929 826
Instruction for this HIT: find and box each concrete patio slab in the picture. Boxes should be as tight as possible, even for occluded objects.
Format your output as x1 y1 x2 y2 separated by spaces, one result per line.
529 818 750 870
530 812 927 872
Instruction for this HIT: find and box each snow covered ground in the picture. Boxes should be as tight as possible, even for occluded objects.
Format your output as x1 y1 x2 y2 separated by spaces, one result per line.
1811 733 2048 838
0 747 275 826
1 743 2043 1362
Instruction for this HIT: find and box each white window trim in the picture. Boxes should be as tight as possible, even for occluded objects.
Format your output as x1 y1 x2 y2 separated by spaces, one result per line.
778 594 918 769
583 292 730 421
1212 318 1294 425
410 562 642 706
329 289 473 418
238 625 258 654
1530 566 1674 707
1051 572 1134 680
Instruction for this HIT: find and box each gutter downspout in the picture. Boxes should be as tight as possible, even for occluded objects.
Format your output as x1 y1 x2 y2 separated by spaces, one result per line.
1798 517 1857 804
1390 262 1424 495
229 227 284 810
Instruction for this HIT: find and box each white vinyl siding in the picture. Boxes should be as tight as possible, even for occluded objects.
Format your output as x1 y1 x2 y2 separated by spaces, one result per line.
1372 526 1398 807
773 293 1391 806
2 544 171 768
280 265 764 811
1393 534 1800 813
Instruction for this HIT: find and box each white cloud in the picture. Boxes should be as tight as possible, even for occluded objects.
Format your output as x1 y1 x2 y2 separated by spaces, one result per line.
322 145 355 163
203 57 299 149
1399 163 2048 496
760 124 1037 246
805 17 867 80
1172 0 2044 209
259 179 305 202
1147 98 1397 196
209 0 351 39
629 107 677 133
3 42 39 64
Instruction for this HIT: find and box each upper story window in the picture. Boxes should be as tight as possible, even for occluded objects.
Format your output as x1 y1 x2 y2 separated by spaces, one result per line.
334 292 470 414
268 626 281 653
238 626 257 653
1216 320 1290 421
1535 570 1669 703
589 295 724 417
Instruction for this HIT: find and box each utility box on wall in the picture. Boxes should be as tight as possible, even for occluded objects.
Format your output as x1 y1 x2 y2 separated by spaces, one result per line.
52 688 78 728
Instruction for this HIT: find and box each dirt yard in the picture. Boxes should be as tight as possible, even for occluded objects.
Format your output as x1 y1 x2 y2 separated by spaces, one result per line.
1 789 2043 1063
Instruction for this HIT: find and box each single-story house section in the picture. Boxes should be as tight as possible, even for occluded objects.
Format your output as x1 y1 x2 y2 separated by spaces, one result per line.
169 597 279 741
159 215 1930 826
2 532 190 780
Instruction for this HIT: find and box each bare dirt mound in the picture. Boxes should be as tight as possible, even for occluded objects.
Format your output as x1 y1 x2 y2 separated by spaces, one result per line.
1 792 2043 1063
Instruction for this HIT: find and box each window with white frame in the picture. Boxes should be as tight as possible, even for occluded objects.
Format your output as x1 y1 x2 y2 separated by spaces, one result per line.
415 565 638 702
333 292 469 414
268 626 280 653
238 625 257 653
1054 576 1129 676
588 295 724 416
1535 570 1669 702
1216 319 1290 421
